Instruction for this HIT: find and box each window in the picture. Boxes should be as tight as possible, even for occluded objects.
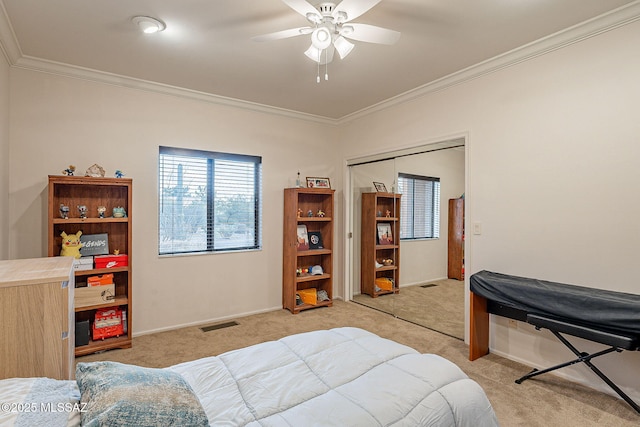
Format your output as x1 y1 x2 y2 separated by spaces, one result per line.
158 146 262 255
397 173 440 240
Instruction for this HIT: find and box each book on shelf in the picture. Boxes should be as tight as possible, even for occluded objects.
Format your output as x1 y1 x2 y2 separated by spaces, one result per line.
377 223 393 245
296 225 309 251
80 233 109 256
308 231 323 249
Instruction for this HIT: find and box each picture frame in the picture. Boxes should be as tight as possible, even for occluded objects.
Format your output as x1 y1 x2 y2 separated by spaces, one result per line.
308 231 323 249
377 223 393 245
373 182 387 192
306 177 331 189
296 225 309 251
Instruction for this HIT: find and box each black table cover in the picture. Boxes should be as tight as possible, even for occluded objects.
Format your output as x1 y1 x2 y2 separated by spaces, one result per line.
470 270 640 336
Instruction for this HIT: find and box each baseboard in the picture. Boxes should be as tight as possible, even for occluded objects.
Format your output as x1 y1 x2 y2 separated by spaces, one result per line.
489 348 640 404
133 305 283 337
399 277 450 288
133 297 346 338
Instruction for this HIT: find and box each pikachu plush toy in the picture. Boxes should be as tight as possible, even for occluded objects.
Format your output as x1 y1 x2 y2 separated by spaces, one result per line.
60 231 84 259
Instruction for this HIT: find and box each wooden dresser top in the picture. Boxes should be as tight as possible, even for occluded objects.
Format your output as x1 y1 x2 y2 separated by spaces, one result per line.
0 256 73 288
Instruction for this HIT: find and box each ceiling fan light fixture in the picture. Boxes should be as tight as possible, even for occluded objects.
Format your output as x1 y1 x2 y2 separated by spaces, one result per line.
340 25 354 36
311 27 332 50
306 12 322 25
252 0 400 82
304 45 322 63
334 36 354 59
132 16 166 34
334 11 348 24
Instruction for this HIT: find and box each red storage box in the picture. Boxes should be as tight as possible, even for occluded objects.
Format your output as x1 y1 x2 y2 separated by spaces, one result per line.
92 307 124 340
95 254 128 269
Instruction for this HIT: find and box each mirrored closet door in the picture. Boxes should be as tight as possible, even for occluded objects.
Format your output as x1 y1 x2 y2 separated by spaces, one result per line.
349 139 466 339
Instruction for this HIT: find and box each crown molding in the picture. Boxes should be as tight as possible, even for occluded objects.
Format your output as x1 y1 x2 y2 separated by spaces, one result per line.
11 54 337 125
0 0 21 64
336 1 640 125
0 0 335 125
1 1 639 125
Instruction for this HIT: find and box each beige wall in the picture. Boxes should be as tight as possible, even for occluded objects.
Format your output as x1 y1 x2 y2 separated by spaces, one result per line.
0 51 8 260
337 20 640 402
8 69 339 333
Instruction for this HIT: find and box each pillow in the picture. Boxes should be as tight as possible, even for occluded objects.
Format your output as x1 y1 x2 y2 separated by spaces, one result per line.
76 361 209 427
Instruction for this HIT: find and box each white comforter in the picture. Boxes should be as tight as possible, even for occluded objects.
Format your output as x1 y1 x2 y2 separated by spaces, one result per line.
170 327 499 426
1 327 498 426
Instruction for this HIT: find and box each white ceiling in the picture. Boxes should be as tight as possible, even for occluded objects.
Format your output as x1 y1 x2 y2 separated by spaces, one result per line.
1 0 638 120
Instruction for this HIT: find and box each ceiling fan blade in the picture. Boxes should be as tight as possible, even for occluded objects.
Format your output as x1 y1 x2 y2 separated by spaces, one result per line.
343 23 400 45
282 0 321 19
332 0 381 22
252 27 312 42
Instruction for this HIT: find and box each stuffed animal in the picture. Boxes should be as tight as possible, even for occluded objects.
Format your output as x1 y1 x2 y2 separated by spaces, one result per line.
60 231 84 259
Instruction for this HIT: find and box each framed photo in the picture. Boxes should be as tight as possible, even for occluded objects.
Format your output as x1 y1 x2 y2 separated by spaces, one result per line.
296 225 309 251
373 182 387 192
306 177 331 189
308 231 323 249
377 223 393 245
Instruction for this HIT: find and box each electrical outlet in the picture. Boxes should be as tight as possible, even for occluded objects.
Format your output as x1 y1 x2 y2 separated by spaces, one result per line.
508 319 518 329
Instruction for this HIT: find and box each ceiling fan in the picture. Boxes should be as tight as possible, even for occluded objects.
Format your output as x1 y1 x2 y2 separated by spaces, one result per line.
253 0 400 79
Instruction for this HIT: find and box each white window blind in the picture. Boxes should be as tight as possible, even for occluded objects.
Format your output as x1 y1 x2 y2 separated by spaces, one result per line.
159 146 262 255
397 173 440 240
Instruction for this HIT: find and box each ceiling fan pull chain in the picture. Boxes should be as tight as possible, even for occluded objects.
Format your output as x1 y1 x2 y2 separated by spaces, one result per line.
325 49 329 81
316 50 321 83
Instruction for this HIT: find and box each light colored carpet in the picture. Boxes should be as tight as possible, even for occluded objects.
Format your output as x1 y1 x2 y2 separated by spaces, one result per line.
77 301 639 426
353 278 465 339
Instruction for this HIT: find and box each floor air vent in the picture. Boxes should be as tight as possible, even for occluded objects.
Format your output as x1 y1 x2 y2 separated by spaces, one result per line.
200 321 238 332
420 284 438 288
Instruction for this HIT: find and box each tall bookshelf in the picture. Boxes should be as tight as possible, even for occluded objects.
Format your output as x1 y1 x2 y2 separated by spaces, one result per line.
48 175 132 356
283 187 334 314
361 192 401 297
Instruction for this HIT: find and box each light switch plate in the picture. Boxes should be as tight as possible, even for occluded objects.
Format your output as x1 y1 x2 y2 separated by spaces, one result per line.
473 222 482 235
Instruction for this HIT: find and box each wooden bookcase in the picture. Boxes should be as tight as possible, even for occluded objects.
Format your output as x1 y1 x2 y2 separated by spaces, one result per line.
48 175 132 356
283 188 334 314
361 192 401 297
447 197 465 280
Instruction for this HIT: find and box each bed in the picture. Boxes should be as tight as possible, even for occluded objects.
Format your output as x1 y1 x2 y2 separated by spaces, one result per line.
1 327 499 426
